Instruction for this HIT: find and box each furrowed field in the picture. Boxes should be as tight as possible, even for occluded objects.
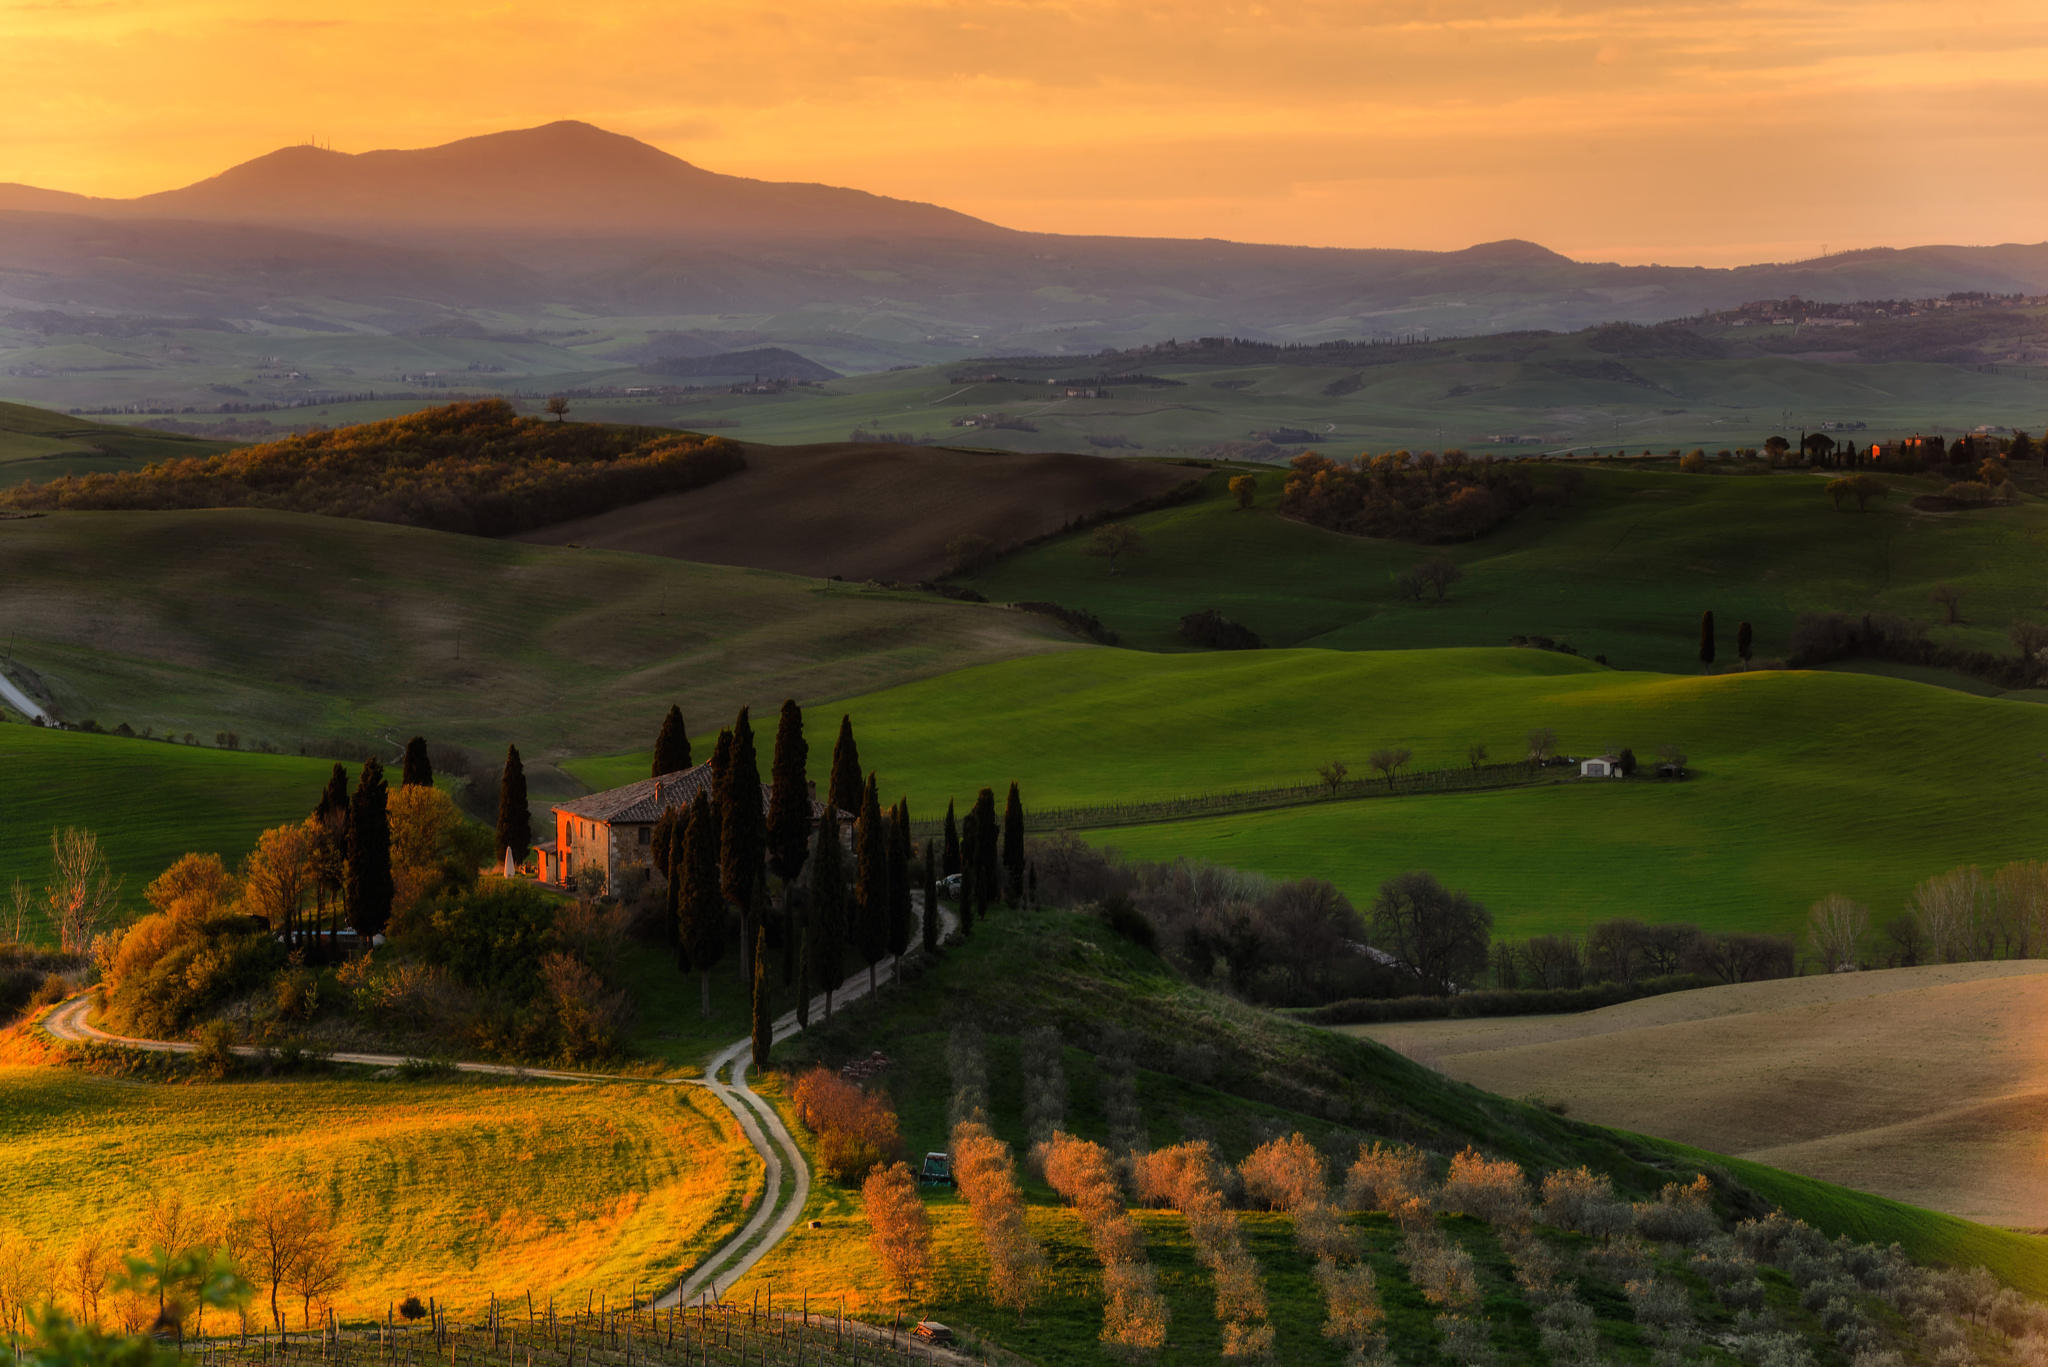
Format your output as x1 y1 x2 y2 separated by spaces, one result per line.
0 1065 755 1319
579 646 2048 939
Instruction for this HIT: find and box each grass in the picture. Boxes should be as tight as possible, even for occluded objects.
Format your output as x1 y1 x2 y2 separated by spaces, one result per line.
731 904 2048 1363
0 1063 757 1318
0 400 228 483
582 646 2048 940
962 460 2048 673
0 722 336 940
1345 962 2048 1227
0 508 1069 766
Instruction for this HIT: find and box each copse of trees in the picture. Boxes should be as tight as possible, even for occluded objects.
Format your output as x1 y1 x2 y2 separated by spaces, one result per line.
0 400 747 536
1280 448 1537 543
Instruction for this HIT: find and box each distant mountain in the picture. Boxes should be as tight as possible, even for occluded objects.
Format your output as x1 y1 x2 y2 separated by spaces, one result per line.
3 122 2047 378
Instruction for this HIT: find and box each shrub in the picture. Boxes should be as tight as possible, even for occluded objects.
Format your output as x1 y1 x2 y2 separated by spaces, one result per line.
1238 1133 1327 1211
1097 895 1158 951
1633 1174 1717 1246
792 1066 901 1184
1179 609 1263 651
1540 1166 1630 1238
191 1020 237 1078
1344 1141 1431 1214
1440 1148 1529 1229
951 1121 1045 1313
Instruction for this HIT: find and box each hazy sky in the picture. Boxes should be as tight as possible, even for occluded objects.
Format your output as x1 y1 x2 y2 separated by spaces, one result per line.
3 0 2039 265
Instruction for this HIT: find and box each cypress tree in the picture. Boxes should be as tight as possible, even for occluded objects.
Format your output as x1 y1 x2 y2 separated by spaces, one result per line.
721 708 767 978
750 926 772 1074
1001 781 1025 904
706 729 731 862
400 736 433 789
1699 610 1716 666
345 759 393 939
1737 620 1754 663
766 699 811 987
653 705 692 776
678 790 725 1018
806 804 847 1019
922 839 940 955
312 763 350 947
855 774 890 996
942 800 961 878
958 817 978 938
828 715 863 819
496 745 531 865
888 798 914 963
971 787 1000 919
793 883 812 1032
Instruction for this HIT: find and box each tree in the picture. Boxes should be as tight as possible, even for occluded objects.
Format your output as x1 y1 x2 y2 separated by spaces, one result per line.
1367 872 1491 996
971 787 1000 919
496 745 531 865
1807 893 1868 972
855 776 890 995
1698 610 1715 667
1656 742 1688 774
344 759 393 940
1614 747 1637 777
1931 584 1962 624
240 822 318 950
395 736 432 790
45 827 121 954
1678 450 1707 473
1763 435 1790 462
864 1161 934 1306
1086 522 1144 574
1417 558 1463 602
1525 727 1557 763
750 926 772 1074
1912 866 1982 964
828 714 863 820
1228 475 1257 510
1317 759 1349 793
284 1226 343 1330
766 698 810 983
543 395 571 422
959 813 978 938
1467 743 1488 770
678 790 725 1015
922 840 940 956
235 1184 334 1332
889 799 915 964
721 707 768 975
1883 912 1924 967
1367 747 1412 788
805 804 848 1019
2012 620 2048 685
942 800 961 877
1001 782 1025 903
1736 620 1753 663
652 704 692 776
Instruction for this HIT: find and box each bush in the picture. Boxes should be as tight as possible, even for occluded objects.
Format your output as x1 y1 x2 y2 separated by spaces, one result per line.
1540 1167 1630 1238
1239 1133 1327 1212
191 1020 237 1078
1344 1141 1431 1215
792 1066 901 1184
1179 609 1263 650
1440 1148 1530 1228
1097 895 1157 951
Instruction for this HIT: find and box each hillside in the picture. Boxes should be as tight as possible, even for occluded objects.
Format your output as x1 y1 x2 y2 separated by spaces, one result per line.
1348 962 2048 1228
0 508 1071 763
958 460 2048 672
730 906 2048 1364
0 400 227 481
578 647 2048 940
517 439 1194 581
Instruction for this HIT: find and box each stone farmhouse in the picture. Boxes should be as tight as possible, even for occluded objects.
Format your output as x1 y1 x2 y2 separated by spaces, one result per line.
535 761 837 889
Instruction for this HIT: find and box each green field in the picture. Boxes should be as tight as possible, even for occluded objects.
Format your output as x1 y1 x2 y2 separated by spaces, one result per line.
0 399 227 481
0 722 335 940
0 1064 753 1318
580 646 2048 940
960 461 2048 673
0 508 1068 766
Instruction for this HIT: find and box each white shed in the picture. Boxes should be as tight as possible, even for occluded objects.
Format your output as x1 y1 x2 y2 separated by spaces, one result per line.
1580 755 1623 778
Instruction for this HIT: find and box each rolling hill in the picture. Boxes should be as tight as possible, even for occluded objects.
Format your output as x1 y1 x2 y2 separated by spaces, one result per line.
0 400 226 481
1348 962 2048 1228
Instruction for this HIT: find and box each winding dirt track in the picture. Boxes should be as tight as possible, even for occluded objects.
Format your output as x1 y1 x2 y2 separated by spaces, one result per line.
40 898 946 1309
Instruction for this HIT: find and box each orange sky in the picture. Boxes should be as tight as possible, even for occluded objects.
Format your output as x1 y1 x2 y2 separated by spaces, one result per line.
3 0 2041 265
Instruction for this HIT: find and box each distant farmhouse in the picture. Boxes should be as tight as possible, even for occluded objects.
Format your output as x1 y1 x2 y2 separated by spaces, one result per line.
1579 755 1625 779
536 762 838 889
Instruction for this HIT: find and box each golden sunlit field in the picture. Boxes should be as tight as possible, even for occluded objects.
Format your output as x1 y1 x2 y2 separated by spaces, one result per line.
0 1066 757 1318
1346 962 2048 1227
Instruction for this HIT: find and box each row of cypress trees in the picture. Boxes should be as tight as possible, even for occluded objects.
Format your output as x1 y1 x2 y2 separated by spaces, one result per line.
299 735 439 947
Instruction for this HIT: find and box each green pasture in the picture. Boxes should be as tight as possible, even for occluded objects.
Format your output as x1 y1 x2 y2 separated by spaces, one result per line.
579 646 2048 940
0 509 1069 764
0 722 334 939
962 461 2048 672
0 400 226 482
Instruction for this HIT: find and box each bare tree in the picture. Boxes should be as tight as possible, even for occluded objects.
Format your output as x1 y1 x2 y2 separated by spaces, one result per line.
1656 743 1688 774
1526 727 1557 763
1316 759 1349 794
285 1226 344 1328
46 827 121 953
6 879 30 944
1466 743 1488 770
1085 522 1145 574
1806 893 1868 972
543 395 571 422
1990 860 2048 960
1367 747 1412 789
237 1185 336 1331
1913 866 1983 964
2013 621 2048 685
64 1231 115 1325
1417 558 1464 602
1883 912 1924 967
1930 584 1962 624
